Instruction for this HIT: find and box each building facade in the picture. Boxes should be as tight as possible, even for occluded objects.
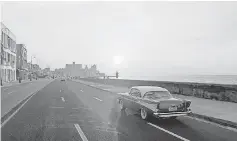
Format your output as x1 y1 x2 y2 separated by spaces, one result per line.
55 68 64 77
84 64 100 78
16 44 28 80
64 62 84 77
0 23 17 82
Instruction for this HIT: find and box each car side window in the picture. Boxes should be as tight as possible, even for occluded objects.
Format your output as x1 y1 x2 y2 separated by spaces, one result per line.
130 89 141 97
144 91 154 99
129 88 135 95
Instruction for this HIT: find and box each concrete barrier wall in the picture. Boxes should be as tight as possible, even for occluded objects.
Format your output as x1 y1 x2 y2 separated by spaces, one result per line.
80 78 237 103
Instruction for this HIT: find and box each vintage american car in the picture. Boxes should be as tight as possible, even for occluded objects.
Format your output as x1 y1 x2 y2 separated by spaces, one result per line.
117 86 191 120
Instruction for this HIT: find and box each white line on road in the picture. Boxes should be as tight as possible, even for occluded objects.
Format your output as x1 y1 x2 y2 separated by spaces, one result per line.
148 123 190 141
103 89 110 91
49 106 64 109
80 90 83 92
93 97 103 102
74 124 89 141
8 91 15 95
1 91 38 128
72 107 92 110
61 97 65 102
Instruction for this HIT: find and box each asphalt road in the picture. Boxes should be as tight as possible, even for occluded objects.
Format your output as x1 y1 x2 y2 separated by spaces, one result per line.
1 79 237 141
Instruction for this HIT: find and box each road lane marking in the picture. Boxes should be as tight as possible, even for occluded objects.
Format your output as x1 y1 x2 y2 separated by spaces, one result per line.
74 124 89 141
49 106 64 109
103 89 110 91
148 123 190 141
72 107 92 110
61 97 65 102
1 91 38 128
94 126 120 134
80 90 83 92
87 120 109 125
93 97 103 102
8 91 16 95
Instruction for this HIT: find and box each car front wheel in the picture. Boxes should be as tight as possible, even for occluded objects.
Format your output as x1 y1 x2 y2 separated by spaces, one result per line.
141 108 149 120
118 99 125 111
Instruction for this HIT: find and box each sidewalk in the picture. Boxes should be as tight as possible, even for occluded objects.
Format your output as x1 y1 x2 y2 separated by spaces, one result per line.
73 79 237 128
1 79 34 88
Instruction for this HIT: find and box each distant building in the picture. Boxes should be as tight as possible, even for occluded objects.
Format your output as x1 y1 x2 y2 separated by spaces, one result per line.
42 67 50 75
16 44 28 80
84 64 100 78
64 62 84 77
32 64 40 70
55 68 64 77
53 63 105 79
0 23 17 82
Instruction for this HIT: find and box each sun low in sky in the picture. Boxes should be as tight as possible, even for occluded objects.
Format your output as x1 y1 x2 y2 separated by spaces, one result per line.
113 56 124 65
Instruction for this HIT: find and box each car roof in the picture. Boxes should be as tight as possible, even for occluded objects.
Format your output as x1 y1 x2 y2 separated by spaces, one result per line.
130 86 169 97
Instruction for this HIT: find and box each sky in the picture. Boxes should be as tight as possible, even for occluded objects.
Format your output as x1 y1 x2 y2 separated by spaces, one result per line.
2 1 237 78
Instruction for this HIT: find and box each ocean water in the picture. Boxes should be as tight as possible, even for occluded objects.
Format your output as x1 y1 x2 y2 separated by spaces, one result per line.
119 75 237 85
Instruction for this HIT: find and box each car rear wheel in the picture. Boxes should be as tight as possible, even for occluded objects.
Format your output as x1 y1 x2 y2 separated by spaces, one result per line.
141 108 149 120
118 99 125 111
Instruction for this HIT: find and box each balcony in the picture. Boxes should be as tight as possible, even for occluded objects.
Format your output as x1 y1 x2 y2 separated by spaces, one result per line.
6 62 10 66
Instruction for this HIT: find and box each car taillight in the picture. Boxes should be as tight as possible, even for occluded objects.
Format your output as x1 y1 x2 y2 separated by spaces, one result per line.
183 100 191 108
186 101 191 108
157 103 160 109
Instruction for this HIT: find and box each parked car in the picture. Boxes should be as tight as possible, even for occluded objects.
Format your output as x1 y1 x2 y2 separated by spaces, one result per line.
117 86 191 120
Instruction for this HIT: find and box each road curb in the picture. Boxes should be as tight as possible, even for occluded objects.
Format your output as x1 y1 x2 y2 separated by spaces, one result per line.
1 91 35 125
73 80 237 129
1 80 54 126
189 113 237 129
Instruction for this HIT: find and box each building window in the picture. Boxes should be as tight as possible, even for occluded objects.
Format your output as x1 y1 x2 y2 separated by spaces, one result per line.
1 32 4 45
7 36 11 49
4 34 8 48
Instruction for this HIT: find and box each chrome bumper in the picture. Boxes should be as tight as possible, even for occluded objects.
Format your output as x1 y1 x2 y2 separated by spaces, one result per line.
153 110 192 118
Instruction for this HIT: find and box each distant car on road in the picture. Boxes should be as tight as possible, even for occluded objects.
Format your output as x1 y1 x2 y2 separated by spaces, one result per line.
117 86 191 120
61 77 66 81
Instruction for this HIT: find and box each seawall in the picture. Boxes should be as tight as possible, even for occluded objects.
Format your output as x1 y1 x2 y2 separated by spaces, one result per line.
80 78 237 103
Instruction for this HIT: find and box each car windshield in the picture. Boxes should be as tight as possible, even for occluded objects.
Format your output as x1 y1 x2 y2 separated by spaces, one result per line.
144 91 172 99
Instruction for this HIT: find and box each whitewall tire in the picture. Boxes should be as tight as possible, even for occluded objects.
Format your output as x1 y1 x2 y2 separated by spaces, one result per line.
118 99 125 111
141 108 149 120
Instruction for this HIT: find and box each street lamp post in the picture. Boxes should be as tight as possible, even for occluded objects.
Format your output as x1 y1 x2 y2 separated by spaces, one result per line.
30 56 36 81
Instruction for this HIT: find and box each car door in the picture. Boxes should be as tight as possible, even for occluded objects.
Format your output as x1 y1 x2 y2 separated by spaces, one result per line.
122 88 136 109
129 89 142 111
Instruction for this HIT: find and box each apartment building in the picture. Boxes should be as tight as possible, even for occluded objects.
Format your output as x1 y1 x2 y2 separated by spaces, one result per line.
16 44 28 80
0 23 17 82
64 62 84 77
